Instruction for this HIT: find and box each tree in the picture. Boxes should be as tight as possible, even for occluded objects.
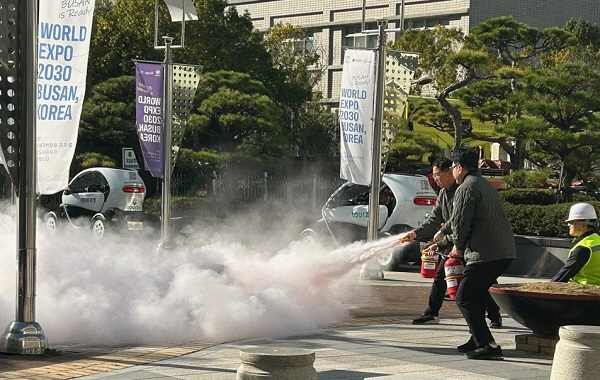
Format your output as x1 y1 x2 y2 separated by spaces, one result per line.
79 76 138 163
514 63 600 201
294 101 338 160
185 71 287 158
395 19 575 160
392 26 492 153
463 17 574 169
71 153 117 177
544 19 600 67
88 0 162 87
88 0 275 88
176 0 275 84
263 23 331 162
387 130 441 169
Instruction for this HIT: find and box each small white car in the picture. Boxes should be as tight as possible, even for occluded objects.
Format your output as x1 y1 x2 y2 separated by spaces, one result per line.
43 168 146 239
301 173 437 269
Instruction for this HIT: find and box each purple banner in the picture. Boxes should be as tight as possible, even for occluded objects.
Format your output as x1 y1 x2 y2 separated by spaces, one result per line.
135 62 164 177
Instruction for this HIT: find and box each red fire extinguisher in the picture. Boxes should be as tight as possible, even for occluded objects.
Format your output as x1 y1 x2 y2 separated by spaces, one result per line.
420 247 439 279
444 257 464 299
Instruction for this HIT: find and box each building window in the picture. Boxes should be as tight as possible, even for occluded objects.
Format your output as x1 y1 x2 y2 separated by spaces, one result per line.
404 16 454 30
342 24 378 60
282 31 315 55
343 24 378 49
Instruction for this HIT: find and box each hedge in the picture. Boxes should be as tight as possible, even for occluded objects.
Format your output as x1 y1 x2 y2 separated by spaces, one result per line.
503 201 600 238
499 189 556 205
144 196 221 219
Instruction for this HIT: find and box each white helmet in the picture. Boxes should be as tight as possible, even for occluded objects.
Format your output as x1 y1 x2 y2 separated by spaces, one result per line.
566 202 598 222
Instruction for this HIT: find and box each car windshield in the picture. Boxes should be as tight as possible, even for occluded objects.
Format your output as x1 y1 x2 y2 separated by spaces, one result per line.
70 172 108 193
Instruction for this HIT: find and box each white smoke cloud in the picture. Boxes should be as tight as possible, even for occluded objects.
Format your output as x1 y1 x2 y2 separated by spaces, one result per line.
0 202 389 345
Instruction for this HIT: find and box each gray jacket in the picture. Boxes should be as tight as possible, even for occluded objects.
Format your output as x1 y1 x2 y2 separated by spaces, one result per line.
450 170 516 265
414 183 458 250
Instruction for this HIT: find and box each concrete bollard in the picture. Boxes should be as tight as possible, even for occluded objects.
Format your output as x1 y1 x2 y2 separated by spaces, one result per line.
237 346 316 380
550 325 600 380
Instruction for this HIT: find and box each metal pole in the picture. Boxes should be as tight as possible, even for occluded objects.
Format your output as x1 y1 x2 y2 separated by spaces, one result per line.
361 0 366 31
0 0 48 355
263 171 268 201
400 0 406 32
158 36 174 252
366 22 387 243
212 170 217 196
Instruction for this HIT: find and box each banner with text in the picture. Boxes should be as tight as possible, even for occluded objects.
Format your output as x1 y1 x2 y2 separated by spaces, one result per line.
135 62 164 178
37 0 96 194
339 49 377 185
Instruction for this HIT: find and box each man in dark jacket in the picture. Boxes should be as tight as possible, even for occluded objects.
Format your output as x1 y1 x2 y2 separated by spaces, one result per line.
406 158 502 327
449 148 516 360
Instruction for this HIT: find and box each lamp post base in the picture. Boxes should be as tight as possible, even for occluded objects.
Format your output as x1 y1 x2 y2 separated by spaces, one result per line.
0 321 48 354
156 240 175 255
359 264 384 280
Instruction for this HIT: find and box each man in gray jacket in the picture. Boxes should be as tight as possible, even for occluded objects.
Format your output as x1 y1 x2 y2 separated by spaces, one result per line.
449 148 516 360
405 157 458 324
407 158 502 327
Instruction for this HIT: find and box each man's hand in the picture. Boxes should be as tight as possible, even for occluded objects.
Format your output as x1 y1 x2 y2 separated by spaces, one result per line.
404 230 417 242
449 246 464 258
433 230 444 243
423 243 438 256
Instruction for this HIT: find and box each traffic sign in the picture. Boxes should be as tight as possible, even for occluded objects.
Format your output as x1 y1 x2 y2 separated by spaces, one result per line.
122 148 140 170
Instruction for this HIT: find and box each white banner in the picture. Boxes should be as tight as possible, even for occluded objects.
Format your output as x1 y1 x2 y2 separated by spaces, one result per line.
339 49 377 185
37 1 96 194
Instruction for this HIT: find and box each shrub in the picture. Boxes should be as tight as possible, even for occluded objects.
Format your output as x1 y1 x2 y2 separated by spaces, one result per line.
504 201 600 237
499 189 556 205
144 196 215 218
572 193 600 202
502 169 550 188
70 152 116 177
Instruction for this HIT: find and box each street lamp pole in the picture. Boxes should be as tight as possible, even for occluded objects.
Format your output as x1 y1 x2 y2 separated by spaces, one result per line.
361 0 366 31
0 0 48 355
158 36 174 251
366 21 387 243
153 0 199 252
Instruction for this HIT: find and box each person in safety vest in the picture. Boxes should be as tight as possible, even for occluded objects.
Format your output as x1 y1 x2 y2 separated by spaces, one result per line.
551 202 600 285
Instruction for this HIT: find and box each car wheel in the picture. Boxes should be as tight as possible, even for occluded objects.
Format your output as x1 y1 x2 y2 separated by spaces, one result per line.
300 228 316 243
44 212 58 233
376 232 398 270
91 215 107 240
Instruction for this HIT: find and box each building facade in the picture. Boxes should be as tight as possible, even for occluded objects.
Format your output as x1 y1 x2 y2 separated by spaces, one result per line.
230 0 600 102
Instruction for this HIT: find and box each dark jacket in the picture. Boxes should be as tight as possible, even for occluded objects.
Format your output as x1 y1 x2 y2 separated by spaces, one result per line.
450 170 516 265
414 183 458 250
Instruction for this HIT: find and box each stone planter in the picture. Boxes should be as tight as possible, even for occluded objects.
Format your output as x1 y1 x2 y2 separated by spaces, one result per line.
490 284 600 337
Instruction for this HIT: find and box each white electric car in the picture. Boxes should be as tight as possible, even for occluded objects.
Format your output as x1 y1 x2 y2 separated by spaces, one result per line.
301 173 437 269
43 168 146 239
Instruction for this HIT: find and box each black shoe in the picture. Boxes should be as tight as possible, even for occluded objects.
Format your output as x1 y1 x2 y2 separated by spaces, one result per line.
466 344 504 360
489 317 502 329
412 314 439 324
457 337 477 353
443 293 453 301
